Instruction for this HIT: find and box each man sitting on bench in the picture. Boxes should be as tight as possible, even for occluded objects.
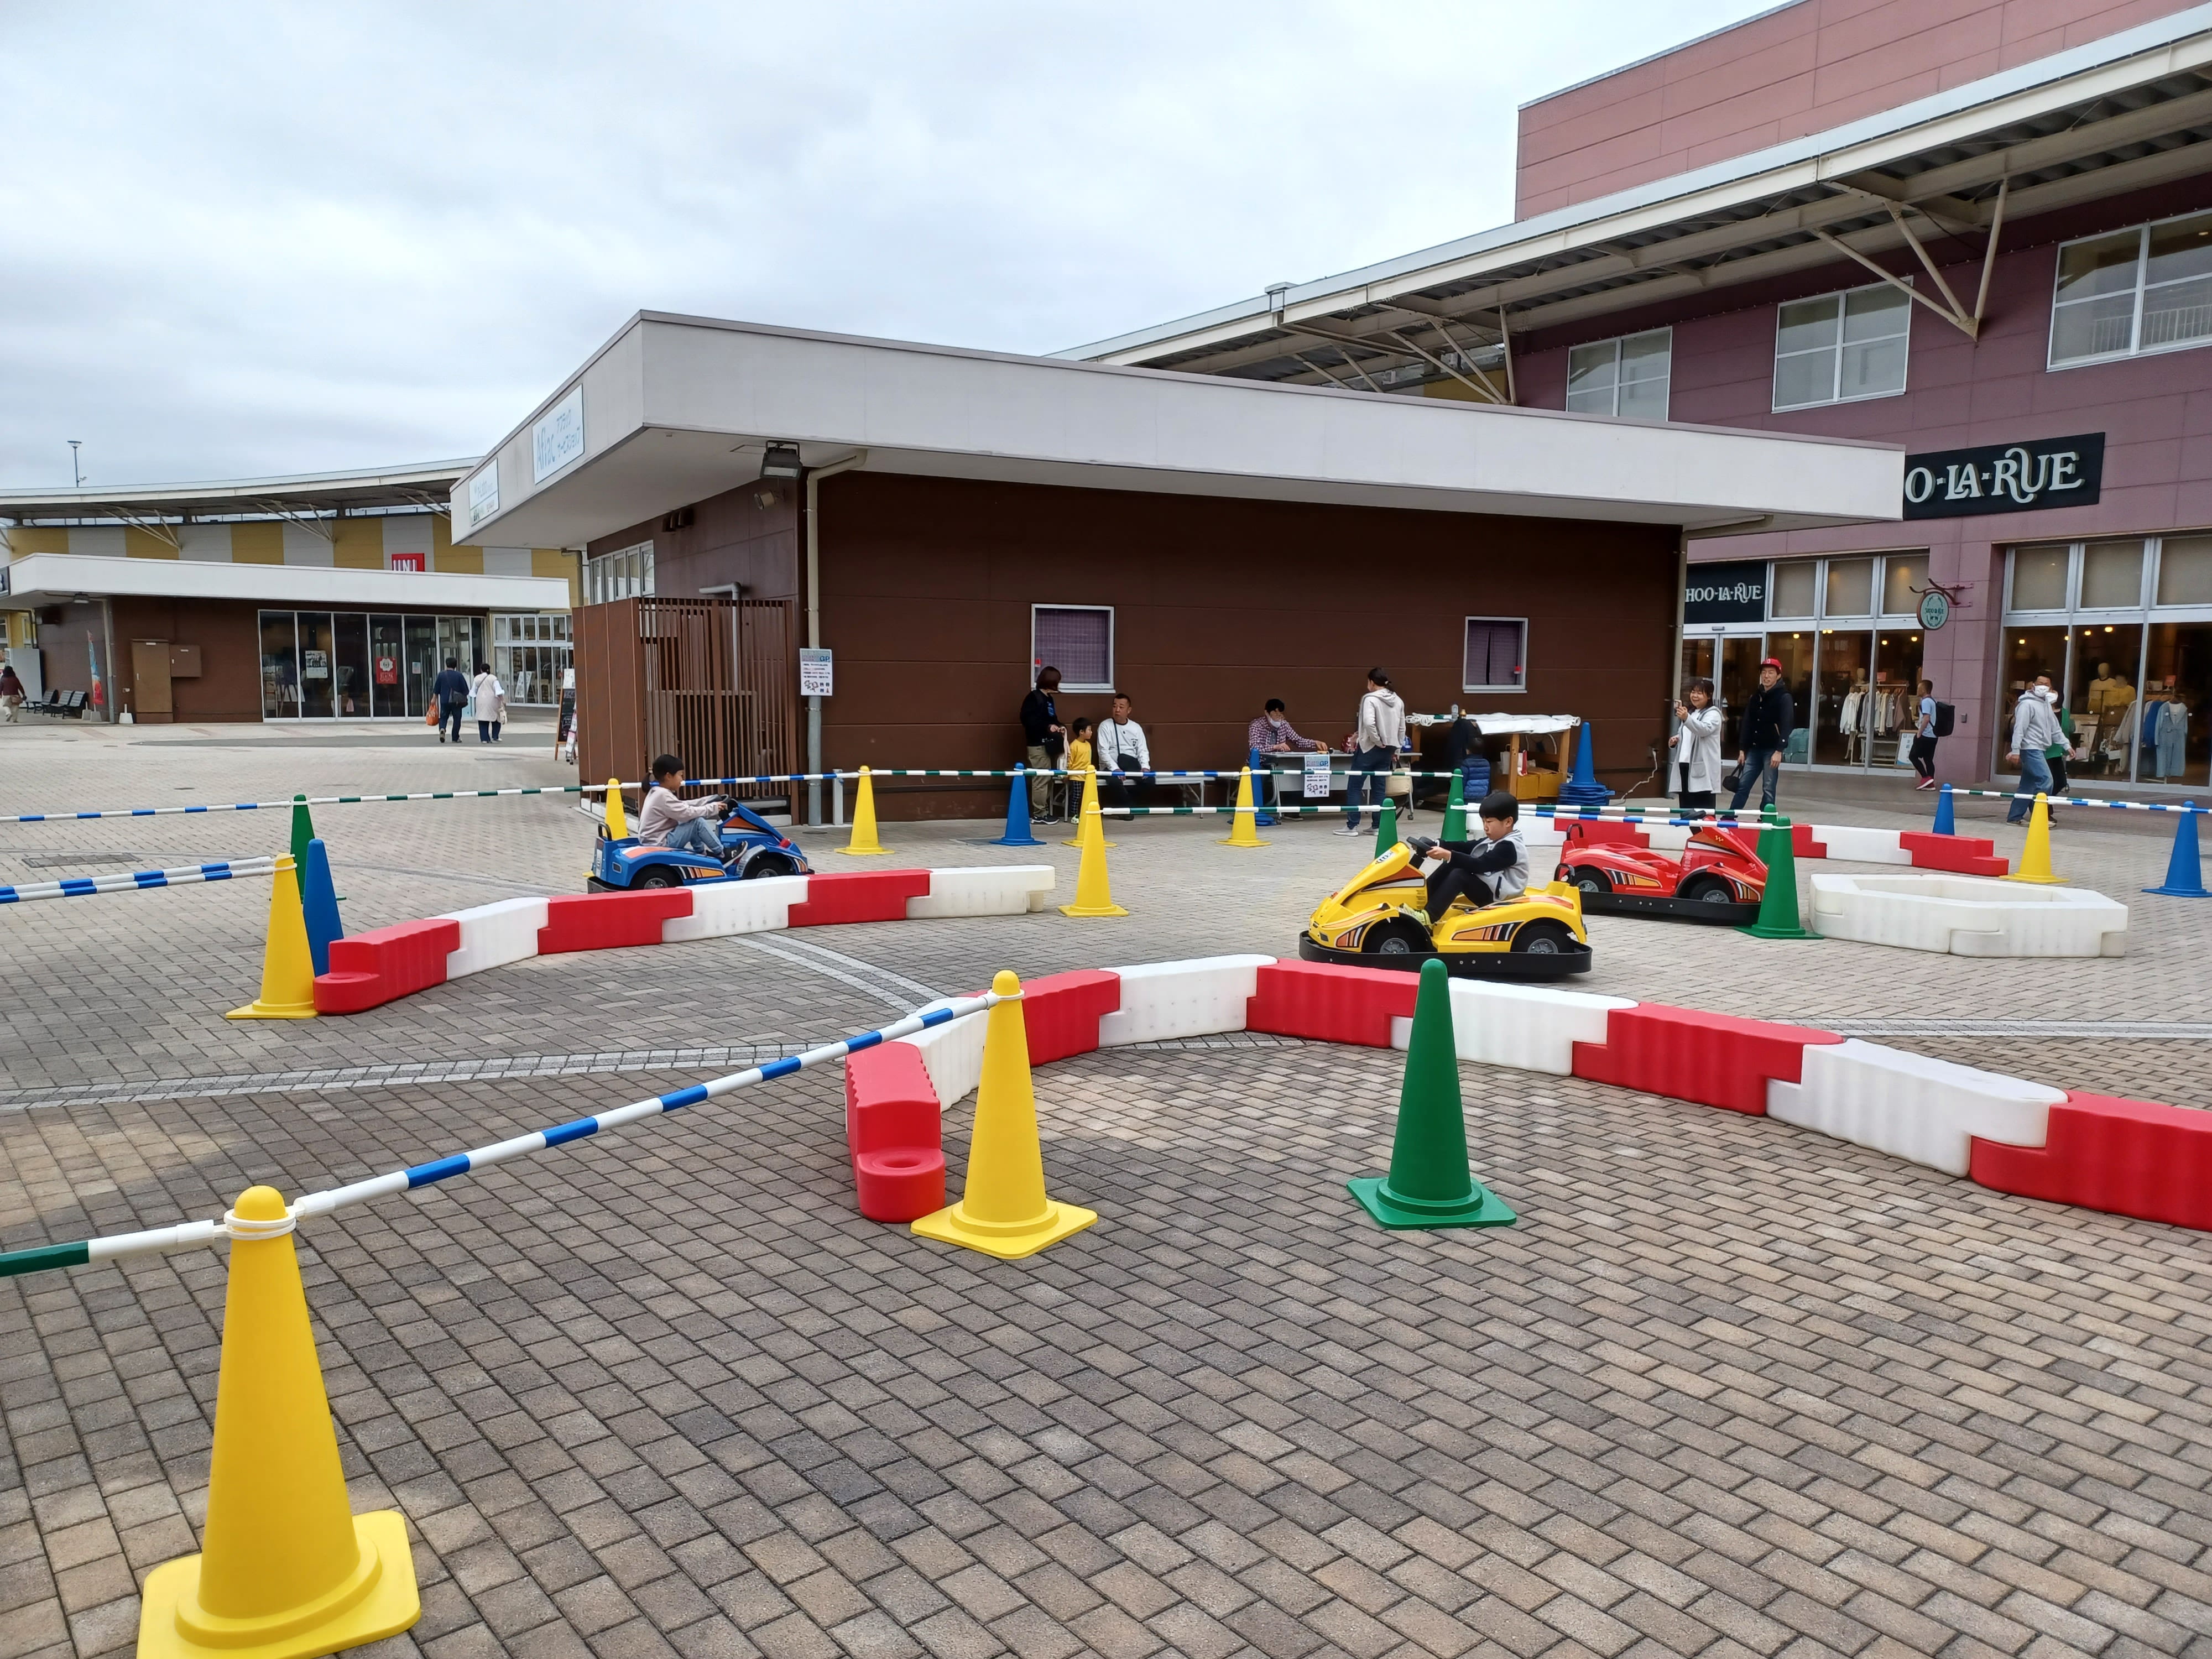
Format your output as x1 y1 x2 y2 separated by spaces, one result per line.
1399 790 1529 932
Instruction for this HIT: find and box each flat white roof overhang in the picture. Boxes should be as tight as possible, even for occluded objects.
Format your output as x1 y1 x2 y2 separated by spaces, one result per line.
1 554 572 612
457 314 1902 547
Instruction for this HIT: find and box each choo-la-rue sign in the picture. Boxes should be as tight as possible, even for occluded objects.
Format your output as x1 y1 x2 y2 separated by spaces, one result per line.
1903 433 2104 519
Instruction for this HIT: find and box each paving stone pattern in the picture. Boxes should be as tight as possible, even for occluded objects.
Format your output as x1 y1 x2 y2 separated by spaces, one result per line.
4 723 2211 1658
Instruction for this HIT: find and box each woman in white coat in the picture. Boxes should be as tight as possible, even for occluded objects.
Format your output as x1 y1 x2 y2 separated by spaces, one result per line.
469 661 507 744
1671 677 1724 812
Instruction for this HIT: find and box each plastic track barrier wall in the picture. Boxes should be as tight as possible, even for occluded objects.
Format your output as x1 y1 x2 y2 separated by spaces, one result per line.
311 865 1055 1014
1564 818 2005 874
843 956 2212 1238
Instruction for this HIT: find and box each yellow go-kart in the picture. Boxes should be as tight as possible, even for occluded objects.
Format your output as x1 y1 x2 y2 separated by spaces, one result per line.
1300 841 1593 980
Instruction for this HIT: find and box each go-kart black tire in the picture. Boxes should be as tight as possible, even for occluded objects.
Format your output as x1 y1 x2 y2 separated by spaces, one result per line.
1511 920 1578 954
1565 866 1610 895
1362 917 1431 957
745 854 799 880
1677 874 1736 905
632 867 683 889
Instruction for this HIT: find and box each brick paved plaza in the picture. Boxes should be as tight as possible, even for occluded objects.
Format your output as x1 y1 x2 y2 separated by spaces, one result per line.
3 719 2210 1659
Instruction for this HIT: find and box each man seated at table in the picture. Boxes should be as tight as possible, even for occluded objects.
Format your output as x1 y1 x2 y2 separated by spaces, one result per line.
1098 692 1152 810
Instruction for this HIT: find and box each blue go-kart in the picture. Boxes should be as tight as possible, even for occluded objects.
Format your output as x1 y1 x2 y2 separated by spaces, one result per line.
588 801 812 891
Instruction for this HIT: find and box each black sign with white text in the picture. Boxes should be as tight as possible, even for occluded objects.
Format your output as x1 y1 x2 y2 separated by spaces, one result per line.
1903 433 2104 519
1682 559 1768 624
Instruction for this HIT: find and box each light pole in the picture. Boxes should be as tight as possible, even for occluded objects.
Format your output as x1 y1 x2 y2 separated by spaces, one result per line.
67 441 82 487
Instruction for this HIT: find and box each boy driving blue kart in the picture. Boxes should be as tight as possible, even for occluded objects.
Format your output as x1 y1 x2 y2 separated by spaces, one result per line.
640 754 735 864
1399 789 1530 933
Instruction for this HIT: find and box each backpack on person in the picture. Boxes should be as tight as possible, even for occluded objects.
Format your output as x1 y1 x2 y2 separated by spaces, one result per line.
1933 701 1956 737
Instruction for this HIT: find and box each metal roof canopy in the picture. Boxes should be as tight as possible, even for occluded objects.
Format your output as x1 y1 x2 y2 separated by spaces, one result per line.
0 460 475 530
453 312 1904 550
1065 3 2212 390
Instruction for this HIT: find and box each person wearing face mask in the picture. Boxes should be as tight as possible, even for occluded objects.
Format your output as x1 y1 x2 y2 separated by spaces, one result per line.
2004 675 2063 827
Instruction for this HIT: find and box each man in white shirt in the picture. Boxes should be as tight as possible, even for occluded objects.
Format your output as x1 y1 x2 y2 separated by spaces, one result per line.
1097 692 1152 811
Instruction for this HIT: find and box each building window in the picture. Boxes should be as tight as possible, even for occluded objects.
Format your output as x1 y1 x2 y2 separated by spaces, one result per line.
1566 328 1671 420
2049 208 2212 368
1462 618 1527 692
583 540 653 604
493 612 573 706
1770 561 1817 618
1032 605 1113 691
1772 282 1911 411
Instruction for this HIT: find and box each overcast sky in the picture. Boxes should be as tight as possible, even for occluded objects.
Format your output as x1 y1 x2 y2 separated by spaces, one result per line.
1 1 1776 489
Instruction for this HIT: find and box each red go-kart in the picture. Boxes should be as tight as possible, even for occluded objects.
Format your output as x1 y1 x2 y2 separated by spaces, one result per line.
1553 820 1765 925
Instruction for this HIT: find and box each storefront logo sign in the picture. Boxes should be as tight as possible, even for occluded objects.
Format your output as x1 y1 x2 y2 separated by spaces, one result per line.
1902 433 2103 519
1682 559 1767 624
1917 589 1950 630
531 385 586 484
466 465 500 528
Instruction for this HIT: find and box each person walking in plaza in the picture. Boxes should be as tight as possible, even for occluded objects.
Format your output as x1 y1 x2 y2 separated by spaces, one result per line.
471 661 507 744
432 656 469 744
1671 679 1723 812
2005 676 2063 827
1728 658 1793 812
2043 676 2075 796
1909 678 1939 789
0 662 23 723
1097 692 1152 810
1338 668 1405 836
1019 667 1066 823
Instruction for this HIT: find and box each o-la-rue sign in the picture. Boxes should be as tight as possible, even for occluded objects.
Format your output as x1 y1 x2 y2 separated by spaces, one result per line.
1902 432 2104 520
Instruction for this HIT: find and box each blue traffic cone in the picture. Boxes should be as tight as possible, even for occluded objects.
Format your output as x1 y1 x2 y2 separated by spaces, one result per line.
1557 722 1610 806
1251 748 1277 829
991 765 1044 847
1932 782 1957 836
301 837 345 977
2146 803 2209 898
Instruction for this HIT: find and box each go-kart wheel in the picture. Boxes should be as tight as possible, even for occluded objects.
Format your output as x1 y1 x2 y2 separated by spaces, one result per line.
1565 865 1610 895
745 853 798 880
632 867 682 889
1510 919 1577 954
1362 917 1431 957
1677 873 1736 905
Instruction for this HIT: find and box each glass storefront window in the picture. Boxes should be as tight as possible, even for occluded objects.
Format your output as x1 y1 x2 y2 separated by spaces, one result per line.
1813 630 1872 765
1766 632 1815 764
333 612 371 718
259 612 298 719
1873 633 1925 770
405 617 439 717
493 612 573 705
370 615 406 718
2080 540 2145 609
1880 554 1927 616
2158 534 2212 607
2011 544 2072 611
297 612 335 719
2070 623 2145 780
1994 626 2069 772
1771 562 1817 618
2142 623 2209 784
1824 558 1874 618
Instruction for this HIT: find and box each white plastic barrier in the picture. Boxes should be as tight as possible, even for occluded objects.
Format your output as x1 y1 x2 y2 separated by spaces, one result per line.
1766 1039 2062 1175
906 865 1055 919
439 896 551 979
1644 825 1692 852
1391 981 1636 1075
1809 874 2127 957
1098 955 1272 1046
662 875 808 942
1807 825 1909 864
897 999 990 1107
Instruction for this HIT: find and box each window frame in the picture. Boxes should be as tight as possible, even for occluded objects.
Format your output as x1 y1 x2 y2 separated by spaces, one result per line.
2047 207 2212 372
583 540 654 606
1030 603 1115 693
1460 615 1529 695
1565 326 1673 420
1771 279 1914 413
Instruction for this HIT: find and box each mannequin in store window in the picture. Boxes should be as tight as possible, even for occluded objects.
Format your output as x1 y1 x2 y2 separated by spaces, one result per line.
2146 677 2191 779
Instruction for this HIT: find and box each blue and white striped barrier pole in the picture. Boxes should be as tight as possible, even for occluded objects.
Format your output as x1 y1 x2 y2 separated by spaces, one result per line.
0 856 279 904
0 987 1006 1279
1943 789 2209 813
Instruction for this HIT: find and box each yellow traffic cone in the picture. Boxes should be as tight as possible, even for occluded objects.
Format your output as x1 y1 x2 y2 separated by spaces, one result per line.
1059 799 1128 917
226 855 319 1020
2004 792 2065 884
1062 766 1112 847
604 779 629 839
841 766 891 855
137 1186 420 1659
912 972 1098 1259
1219 766 1267 847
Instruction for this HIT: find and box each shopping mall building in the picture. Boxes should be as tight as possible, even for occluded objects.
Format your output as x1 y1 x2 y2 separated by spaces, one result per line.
0 464 575 721
1075 0 2212 792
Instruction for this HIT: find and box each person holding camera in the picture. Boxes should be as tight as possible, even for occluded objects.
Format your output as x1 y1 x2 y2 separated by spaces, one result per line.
1671 679 1724 812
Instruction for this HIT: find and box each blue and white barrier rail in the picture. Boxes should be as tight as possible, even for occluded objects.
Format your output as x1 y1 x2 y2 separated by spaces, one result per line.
0 856 279 905
0 987 1005 1279
1944 788 2204 813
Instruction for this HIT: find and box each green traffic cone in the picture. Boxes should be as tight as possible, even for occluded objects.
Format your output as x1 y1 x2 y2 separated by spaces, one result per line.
1348 959 1516 1230
1740 816 1817 940
1373 795 1400 859
290 793 343 903
1441 772 1467 843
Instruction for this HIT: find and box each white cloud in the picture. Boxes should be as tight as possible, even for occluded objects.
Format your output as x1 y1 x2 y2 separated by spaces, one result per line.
0 0 1777 486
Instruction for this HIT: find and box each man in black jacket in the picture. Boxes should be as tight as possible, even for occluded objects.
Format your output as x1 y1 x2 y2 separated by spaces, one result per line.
1730 657 1793 811
1019 667 1066 822
431 658 470 745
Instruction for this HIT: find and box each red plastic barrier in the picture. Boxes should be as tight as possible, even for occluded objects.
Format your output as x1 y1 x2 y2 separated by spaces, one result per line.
1900 831 2009 876
844 1043 946 1222
1791 823 1828 860
313 919 462 1014
1970 1092 2212 1230
1572 1003 1842 1115
537 889 694 953
788 869 934 927
1246 959 1421 1047
1019 969 1123 1063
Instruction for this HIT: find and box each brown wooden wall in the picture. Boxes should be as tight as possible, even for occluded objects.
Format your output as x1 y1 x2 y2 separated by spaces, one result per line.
110 598 263 722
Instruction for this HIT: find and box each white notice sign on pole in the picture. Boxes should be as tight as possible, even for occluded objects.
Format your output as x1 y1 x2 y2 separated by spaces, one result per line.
799 648 833 697
1302 752 1332 797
